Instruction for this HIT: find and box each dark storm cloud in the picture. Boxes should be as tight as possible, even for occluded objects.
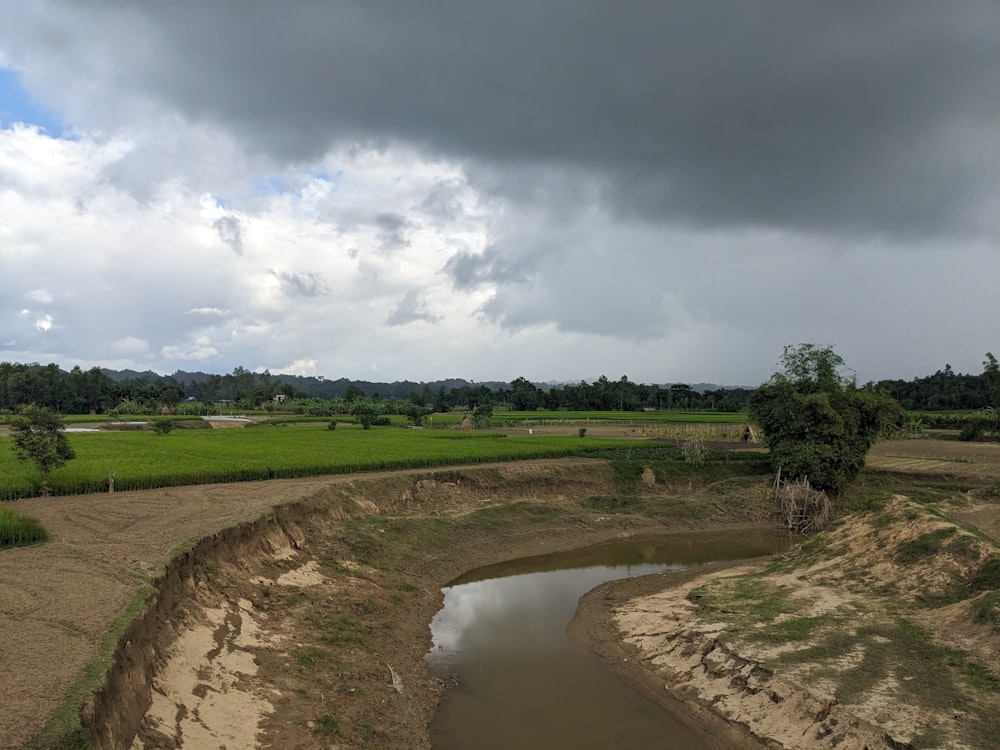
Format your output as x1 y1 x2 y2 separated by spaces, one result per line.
213 216 244 256
444 244 538 290
15 0 1000 237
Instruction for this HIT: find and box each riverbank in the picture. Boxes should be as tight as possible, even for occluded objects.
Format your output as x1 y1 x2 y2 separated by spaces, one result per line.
570 492 1000 749
6 457 775 749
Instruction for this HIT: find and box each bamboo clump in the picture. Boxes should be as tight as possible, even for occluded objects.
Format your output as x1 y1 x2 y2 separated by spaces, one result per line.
774 467 830 533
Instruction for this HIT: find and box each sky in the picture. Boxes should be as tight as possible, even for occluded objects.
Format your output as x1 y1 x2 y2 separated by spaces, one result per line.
0 1 997 387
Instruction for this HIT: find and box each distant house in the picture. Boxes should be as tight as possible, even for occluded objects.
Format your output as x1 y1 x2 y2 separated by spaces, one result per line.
273 394 287 403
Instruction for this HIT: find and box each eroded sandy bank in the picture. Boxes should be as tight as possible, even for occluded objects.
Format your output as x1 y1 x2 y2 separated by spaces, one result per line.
570 494 1000 750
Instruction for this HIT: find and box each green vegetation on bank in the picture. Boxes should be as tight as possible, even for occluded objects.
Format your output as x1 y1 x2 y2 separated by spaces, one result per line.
0 427 674 500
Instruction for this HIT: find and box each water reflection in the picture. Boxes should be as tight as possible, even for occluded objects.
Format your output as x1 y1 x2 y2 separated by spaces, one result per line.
427 530 788 750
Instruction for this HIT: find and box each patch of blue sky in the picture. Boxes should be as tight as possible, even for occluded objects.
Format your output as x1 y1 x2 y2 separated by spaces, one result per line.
252 170 345 200
252 174 291 197
0 68 65 136
209 193 234 209
306 169 345 186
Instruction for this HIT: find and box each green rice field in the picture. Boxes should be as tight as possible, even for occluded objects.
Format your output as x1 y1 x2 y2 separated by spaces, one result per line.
0 426 656 500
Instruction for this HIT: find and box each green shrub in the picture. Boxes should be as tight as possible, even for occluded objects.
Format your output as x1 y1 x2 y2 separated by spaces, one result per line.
327 421 337 431
578 427 587 438
959 419 986 442
152 419 174 435
314 713 339 735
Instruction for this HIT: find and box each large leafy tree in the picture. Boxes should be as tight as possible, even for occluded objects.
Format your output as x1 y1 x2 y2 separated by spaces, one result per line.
10 405 76 495
748 344 904 495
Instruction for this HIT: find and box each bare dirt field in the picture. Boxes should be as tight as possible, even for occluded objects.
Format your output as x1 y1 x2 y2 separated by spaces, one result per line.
867 437 1000 479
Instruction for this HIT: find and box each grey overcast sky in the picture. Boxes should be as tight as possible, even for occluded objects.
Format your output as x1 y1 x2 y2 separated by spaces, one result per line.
1 1 997 385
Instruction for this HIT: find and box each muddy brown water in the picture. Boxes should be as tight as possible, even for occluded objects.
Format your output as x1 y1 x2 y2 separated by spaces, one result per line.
425 530 790 749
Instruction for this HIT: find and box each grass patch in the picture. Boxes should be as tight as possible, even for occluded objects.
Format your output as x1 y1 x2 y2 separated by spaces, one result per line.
765 533 842 574
314 713 340 735
841 471 986 515
746 615 833 644
340 516 453 570
468 501 562 527
293 646 327 667
688 577 793 628
973 591 1000 630
945 532 982 561
357 724 381 745
970 557 1000 591
582 495 645 513
0 505 47 548
317 614 369 646
895 527 957 564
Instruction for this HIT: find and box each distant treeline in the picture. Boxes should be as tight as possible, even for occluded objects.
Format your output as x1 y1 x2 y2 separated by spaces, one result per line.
872 362 996 411
0 363 753 415
0 358 995 416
